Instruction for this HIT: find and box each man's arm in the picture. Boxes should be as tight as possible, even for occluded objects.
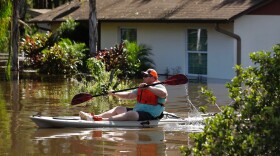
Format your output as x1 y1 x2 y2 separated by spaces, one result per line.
109 91 137 100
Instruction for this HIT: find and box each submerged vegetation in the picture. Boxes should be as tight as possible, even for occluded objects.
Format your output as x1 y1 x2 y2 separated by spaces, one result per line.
181 44 280 155
72 57 136 111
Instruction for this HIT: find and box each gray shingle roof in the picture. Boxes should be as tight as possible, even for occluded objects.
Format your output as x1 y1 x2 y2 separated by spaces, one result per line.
29 0 272 23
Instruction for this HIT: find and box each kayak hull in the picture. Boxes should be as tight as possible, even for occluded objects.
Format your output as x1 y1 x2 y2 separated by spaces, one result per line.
30 115 204 128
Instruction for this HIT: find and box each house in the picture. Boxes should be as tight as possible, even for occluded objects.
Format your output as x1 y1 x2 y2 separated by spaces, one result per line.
29 0 280 80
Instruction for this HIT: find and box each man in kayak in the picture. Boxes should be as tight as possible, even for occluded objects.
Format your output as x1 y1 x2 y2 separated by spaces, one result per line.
79 68 168 121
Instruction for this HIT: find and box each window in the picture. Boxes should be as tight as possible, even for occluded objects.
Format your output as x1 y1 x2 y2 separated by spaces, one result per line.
120 28 137 42
187 29 207 75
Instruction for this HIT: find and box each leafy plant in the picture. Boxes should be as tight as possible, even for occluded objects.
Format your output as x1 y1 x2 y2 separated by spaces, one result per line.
74 58 135 104
0 0 11 53
50 17 79 44
20 18 80 69
96 42 126 73
40 38 87 74
125 41 155 77
19 17 88 73
182 44 280 155
96 41 154 79
20 31 52 68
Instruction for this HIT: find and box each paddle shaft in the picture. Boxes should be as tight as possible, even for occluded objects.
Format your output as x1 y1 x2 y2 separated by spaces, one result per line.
91 81 164 97
71 74 188 105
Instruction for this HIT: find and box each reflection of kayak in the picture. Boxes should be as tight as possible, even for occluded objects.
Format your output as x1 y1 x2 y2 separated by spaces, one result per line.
30 113 205 128
32 128 166 155
32 128 165 144
32 128 93 140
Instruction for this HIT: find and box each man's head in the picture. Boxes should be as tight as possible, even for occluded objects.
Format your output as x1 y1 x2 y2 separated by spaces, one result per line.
142 69 158 83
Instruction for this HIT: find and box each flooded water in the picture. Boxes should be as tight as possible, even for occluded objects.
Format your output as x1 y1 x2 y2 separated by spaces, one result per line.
0 72 231 155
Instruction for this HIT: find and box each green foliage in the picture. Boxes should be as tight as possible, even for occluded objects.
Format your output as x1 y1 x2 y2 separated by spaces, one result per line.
96 41 154 79
124 41 141 74
20 18 79 63
51 17 79 43
86 57 108 82
19 18 88 74
20 31 52 68
85 58 135 94
125 41 155 77
0 0 12 52
74 58 134 106
40 38 87 74
183 44 280 155
201 87 217 105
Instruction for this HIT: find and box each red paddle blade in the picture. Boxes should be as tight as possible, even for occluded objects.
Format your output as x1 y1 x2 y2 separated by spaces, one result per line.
71 93 93 105
164 74 188 85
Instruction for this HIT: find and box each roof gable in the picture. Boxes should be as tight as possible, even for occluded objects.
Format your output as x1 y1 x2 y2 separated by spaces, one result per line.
29 0 273 23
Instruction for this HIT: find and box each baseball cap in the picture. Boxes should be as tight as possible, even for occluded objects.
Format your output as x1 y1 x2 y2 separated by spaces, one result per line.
142 69 158 79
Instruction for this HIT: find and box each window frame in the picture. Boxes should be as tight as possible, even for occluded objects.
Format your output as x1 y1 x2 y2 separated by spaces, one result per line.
119 27 137 43
186 28 208 76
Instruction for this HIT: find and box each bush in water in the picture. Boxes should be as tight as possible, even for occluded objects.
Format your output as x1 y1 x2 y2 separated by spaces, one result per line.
181 44 280 155
40 38 87 74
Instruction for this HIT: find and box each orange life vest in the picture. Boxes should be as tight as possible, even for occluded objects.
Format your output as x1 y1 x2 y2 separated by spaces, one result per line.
137 89 158 105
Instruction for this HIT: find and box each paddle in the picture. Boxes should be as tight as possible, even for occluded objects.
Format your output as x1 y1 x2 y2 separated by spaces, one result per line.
71 74 188 105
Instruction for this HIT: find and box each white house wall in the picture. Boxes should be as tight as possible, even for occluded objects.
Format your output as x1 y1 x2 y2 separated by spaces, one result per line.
100 23 236 79
235 15 280 68
208 24 236 79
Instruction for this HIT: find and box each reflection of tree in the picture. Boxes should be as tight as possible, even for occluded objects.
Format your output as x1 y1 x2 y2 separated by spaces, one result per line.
19 74 74 115
0 86 11 154
10 72 22 156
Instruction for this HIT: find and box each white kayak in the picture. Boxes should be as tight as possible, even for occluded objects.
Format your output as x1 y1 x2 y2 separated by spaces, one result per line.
30 113 205 128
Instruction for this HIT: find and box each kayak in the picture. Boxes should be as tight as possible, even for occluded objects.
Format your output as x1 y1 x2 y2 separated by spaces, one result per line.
30 113 205 128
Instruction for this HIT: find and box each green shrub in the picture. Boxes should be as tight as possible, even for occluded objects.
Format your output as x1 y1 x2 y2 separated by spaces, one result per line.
125 41 155 77
20 18 80 70
50 17 79 44
40 38 87 74
20 31 52 68
0 0 11 53
182 44 280 155
96 41 154 79
73 58 135 106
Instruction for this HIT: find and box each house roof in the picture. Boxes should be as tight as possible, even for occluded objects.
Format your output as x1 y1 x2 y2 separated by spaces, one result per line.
29 0 273 23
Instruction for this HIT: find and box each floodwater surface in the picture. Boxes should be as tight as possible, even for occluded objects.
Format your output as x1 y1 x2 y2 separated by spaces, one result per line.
0 72 231 155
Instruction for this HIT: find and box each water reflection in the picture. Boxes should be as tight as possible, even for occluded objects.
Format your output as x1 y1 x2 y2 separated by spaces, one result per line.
0 88 11 154
0 72 231 155
32 128 166 155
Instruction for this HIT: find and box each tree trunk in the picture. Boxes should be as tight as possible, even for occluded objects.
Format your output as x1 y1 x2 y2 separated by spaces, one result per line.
11 0 19 71
19 0 26 36
89 0 98 56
